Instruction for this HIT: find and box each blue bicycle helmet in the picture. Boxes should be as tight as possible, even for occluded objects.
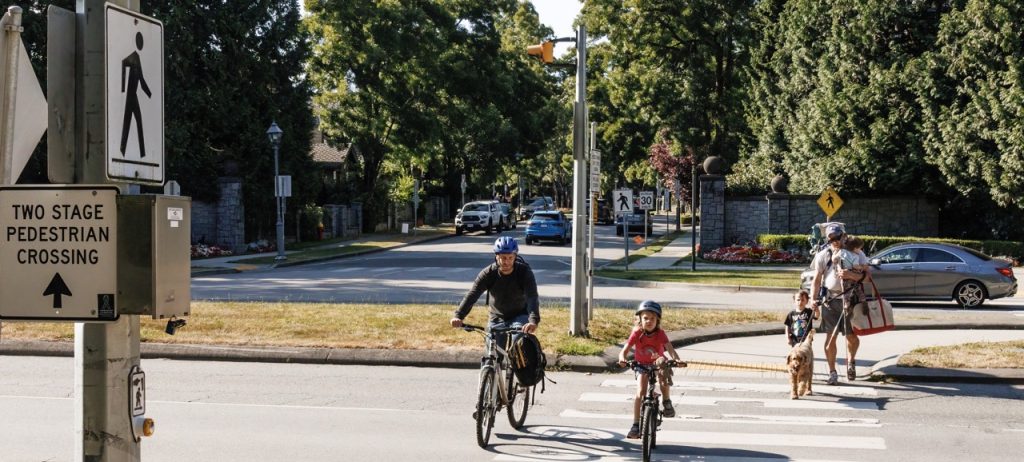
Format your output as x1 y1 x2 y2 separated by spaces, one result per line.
493 236 519 254
636 300 662 317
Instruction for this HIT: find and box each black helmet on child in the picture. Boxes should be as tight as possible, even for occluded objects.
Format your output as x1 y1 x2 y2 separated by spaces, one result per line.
635 300 662 317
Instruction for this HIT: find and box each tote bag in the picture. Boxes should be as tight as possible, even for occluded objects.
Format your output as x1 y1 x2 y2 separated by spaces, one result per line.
851 278 895 336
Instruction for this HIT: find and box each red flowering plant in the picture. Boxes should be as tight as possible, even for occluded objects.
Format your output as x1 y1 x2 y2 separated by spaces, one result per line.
703 245 807 264
190 244 234 259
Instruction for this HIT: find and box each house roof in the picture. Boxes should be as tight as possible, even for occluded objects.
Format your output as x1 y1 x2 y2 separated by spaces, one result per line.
310 142 348 167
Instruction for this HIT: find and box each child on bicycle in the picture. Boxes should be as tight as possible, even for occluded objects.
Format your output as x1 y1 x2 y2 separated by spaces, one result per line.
617 300 681 439
784 290 815 347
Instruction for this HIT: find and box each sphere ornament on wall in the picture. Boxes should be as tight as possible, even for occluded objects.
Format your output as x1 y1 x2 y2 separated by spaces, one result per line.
703 156 723 175
771 174 789 193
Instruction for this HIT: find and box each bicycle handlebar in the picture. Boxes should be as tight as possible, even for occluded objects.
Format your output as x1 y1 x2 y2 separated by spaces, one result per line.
624 359 686 370
460 324 526 334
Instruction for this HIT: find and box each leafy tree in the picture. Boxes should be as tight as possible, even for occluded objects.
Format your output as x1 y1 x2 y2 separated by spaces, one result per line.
917 0 1024 220
648 129 696 205
737 0 941 196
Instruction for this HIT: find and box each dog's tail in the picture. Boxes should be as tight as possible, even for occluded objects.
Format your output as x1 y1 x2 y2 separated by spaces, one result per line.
801 328 815 346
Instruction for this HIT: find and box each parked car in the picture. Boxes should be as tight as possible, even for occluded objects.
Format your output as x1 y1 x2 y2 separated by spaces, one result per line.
615 206 653 236
519 196 554 220
800 242 1017 308
497 203 517 230
524 210 571 245
455 200 502 235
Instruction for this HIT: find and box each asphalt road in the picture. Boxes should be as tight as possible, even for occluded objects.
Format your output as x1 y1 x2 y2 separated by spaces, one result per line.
2 356 1022 461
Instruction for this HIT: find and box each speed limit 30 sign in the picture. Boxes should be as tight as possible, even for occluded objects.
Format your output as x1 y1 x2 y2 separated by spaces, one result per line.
638 191 654 210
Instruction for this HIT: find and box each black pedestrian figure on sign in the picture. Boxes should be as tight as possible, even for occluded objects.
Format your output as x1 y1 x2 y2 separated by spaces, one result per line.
826 193 834 209
120 32 152 158
618 193 629 211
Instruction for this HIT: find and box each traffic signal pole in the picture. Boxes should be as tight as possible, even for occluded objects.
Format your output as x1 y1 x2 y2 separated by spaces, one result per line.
569 25 588 336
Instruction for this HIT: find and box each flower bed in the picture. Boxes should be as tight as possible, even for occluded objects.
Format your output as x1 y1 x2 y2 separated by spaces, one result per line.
703 245 807 264
190 244 233 259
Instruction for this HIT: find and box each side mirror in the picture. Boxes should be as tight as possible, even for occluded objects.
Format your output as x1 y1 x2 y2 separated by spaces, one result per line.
869 258 881 267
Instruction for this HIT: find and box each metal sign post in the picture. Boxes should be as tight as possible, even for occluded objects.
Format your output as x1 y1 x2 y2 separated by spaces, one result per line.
614 188 632 270
639 190 653 241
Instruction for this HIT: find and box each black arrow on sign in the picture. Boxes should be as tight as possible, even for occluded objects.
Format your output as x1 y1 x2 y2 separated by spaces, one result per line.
43 273 73 309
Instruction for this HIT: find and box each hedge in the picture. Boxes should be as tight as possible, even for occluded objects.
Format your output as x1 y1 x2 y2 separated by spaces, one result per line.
758 233 1024 261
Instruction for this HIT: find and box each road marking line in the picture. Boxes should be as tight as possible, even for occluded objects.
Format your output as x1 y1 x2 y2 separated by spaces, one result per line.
580 393 880 411
558 409 881 428
498 426 884 451
496 453 860 462
600 379 877 396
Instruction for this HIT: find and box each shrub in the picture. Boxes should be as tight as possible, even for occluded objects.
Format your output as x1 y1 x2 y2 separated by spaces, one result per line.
757 233 1024 264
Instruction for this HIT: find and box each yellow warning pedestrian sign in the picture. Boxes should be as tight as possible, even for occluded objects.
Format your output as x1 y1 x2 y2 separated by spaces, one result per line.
817 186 843 218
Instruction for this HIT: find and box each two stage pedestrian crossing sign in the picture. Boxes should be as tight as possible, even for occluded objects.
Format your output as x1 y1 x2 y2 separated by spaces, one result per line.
105 4 164 185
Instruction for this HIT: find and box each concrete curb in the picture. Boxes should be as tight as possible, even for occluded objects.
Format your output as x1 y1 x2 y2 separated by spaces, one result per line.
591 275 795 294
4 320 1022 383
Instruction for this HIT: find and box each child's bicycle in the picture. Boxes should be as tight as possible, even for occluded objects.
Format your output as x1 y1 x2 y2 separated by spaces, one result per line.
625 359 685 462
461 324 531 448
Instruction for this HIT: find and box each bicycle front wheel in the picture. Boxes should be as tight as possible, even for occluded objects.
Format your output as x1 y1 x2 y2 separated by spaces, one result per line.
476 368 497 448
640 402 656 462
506 374 529 429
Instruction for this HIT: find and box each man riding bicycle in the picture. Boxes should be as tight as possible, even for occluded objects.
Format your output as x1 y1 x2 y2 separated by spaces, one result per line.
450 236 539 336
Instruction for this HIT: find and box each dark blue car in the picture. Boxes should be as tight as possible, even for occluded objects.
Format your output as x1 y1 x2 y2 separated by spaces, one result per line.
524 211 571 245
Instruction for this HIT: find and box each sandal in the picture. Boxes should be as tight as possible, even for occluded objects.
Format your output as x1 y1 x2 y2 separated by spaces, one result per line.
626 423 640 439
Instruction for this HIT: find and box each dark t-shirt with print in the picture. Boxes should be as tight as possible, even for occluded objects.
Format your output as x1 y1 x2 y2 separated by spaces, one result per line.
784 308 814 346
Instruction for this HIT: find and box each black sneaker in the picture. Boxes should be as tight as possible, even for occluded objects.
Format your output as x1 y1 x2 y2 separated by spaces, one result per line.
847 365 856 381
662 400 676 418
626 423 640 439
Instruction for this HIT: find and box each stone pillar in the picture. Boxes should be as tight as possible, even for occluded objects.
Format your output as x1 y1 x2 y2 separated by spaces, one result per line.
766 193 790 235
216 176 246 253
699 174 725 251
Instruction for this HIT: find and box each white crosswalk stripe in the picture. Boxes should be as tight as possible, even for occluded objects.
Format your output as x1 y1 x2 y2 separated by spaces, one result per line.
599 379 878 396
493 377 889 461
579 392 880 411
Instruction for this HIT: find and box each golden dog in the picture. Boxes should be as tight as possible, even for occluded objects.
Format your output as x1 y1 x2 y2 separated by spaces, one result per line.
786 329 815 399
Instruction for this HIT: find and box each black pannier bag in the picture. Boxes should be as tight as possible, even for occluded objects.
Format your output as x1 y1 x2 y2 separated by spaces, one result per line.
510 333 546 387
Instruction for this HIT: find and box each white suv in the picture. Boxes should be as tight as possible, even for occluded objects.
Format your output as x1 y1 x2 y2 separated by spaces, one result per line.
456 200 503 235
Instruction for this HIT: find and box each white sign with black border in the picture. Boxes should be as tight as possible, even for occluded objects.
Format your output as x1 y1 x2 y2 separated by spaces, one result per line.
106 4 164 184
638 191 654 210
0 186 118 321
613 189 633 215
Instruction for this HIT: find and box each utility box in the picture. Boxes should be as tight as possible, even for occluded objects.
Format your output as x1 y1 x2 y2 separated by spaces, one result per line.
117 194 191 318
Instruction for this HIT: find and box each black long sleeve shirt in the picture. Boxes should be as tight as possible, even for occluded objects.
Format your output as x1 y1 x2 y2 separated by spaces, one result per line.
454 261 540 325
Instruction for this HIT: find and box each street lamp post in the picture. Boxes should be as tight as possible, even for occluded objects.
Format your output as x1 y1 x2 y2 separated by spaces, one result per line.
267 122 286 261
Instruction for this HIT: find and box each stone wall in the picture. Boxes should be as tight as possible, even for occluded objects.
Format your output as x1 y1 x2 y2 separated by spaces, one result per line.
191 177 246 253
699 175 940 252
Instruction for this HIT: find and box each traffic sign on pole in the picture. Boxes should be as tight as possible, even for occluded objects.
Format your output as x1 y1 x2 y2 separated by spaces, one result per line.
0 185 118 321
105 4 164 184
613 189 633 214
638 191 654 210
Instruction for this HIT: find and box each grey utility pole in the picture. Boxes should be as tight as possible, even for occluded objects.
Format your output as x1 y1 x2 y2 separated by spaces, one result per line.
569 25 588 336
586 122 597 322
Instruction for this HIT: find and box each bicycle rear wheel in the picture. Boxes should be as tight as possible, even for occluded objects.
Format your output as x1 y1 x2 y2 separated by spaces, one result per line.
475 368 497 448
640 402 656 462
506 373 529 429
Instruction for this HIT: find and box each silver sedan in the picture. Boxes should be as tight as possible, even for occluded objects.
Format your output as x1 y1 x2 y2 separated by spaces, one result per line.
801 242 1018 308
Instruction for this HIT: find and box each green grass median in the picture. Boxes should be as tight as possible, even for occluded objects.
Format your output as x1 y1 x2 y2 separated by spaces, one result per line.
1 301 778 356
595 268 802 288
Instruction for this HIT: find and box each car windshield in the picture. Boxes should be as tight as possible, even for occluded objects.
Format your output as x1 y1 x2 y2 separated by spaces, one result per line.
532 214 558 222
527 199 547 207
462 203 488 212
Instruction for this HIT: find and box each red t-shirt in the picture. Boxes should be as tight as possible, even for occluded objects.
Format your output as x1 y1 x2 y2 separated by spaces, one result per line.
626 328 670 365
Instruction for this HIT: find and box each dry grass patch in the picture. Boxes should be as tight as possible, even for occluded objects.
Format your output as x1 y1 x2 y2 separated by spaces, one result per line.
898 340 1024 369
596 268 801 288
0 302 779 356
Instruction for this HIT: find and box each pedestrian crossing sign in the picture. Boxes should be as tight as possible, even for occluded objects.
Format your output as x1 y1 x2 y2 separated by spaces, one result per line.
105 4 164 184
817 186 843 218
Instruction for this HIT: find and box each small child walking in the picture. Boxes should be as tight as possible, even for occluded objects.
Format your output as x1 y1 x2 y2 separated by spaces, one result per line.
784 290 815 347
617 300 681 439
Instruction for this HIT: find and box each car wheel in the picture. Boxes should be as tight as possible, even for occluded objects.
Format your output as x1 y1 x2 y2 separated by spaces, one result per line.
485 220 493 235
616 226 623 236
455 226 463 236
954 280 987 308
